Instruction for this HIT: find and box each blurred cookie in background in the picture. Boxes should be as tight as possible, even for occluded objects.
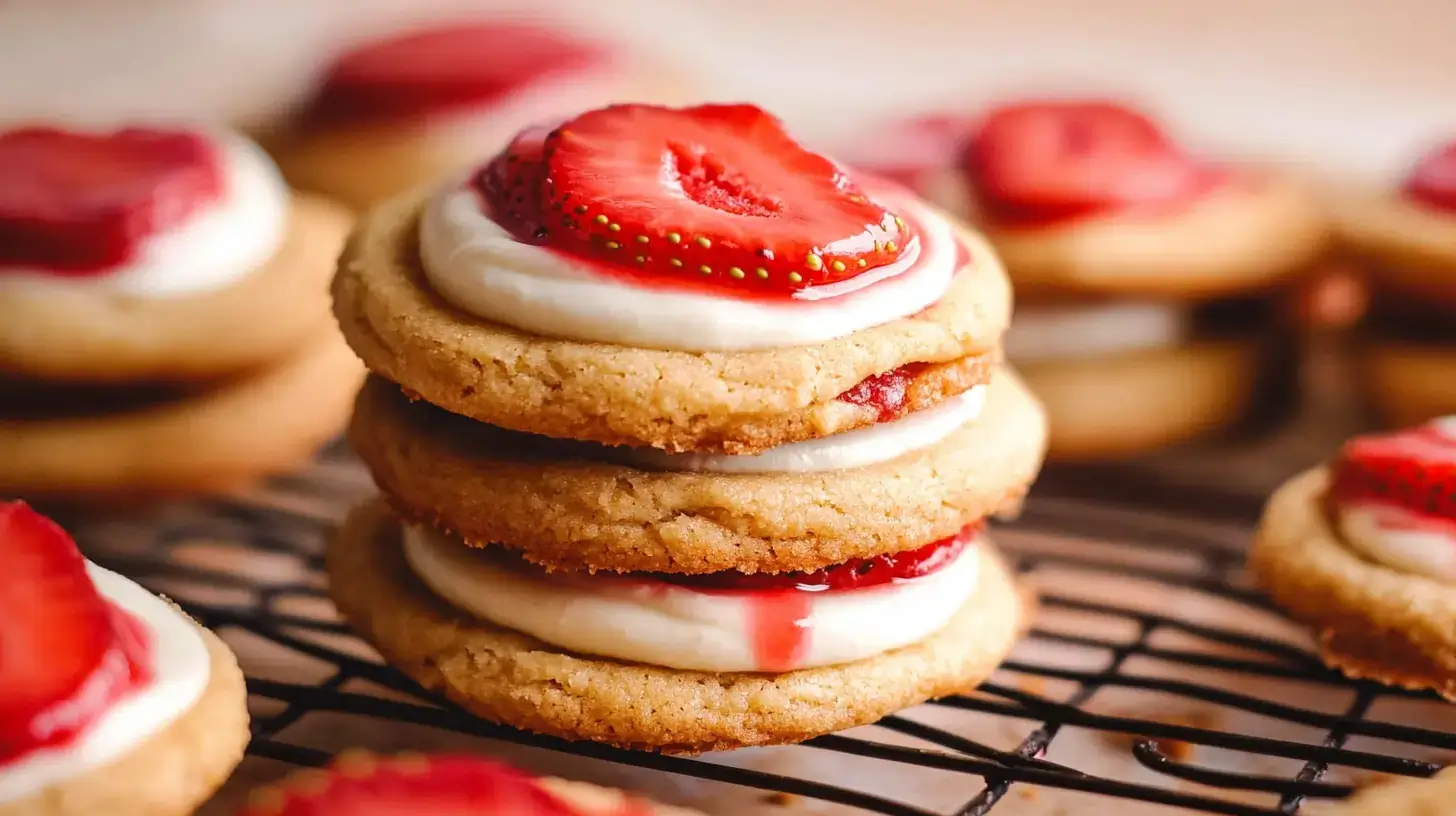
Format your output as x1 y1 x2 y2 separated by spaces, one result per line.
1334 138 1456 427
960 100 1330 460
0 124 361 499
265 20 681 211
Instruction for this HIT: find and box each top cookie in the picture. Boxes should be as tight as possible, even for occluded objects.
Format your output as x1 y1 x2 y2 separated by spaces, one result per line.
333 104 1013 453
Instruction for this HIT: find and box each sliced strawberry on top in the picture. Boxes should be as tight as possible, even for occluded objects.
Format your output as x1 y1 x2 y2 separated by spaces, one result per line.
1403 140 1456 214
0 127 223 274
236 753 601 815
666 523 979 593
0 501 146 762
1328 419 1456 520
963 101 1223 226
308 24 607 126
536 103 915 295
475 126 552 240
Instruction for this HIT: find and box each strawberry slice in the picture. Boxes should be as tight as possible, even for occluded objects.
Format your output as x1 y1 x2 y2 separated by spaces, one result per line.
963 101 1223 226
666 523 979 593
1328 418 1456 520
308 24 607 126
0 502 148 762
1404 140 1456 214
0 127 223 274
530 103 914 294
475 126 552 240
236 752 617 815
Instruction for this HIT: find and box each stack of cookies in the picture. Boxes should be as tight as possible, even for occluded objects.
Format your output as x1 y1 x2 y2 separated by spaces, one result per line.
328 103 1047 751
0 124 361 497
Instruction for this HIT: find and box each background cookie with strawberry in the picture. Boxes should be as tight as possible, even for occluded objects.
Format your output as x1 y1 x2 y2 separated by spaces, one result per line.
1251 417 1456 699
958 100 1329 460
1334 139 1456 427
267 21 678 211
0 502 249 816
0 124 363 497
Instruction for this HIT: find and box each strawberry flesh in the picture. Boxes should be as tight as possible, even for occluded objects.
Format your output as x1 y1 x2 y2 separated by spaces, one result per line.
837 362 930 422
0 501 151 762
238 754 604 815
306 24 607 126
663 523 979 593
476 126 552 240
486 103 915 296
0 127 223 274
1328 418 1456 521
1404 140 1456 214
963 101 1224 227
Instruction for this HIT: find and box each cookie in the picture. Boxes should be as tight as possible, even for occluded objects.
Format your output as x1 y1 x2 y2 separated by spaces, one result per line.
1334 188 1456 310
1360 340 1456 428
0 330 364 497
237 752 703 815
350 366 1044 574
1251 468 1455 699
984 174 1329 300
1019 339 1260 460
327 499 1031 753
332 185 1011 453
0 503 250 816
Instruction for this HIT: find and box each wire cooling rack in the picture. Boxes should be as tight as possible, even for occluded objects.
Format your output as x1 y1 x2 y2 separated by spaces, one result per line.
71 439 1455 815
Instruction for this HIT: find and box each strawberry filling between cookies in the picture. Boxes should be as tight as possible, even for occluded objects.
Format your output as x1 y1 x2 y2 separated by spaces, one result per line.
0 127 288 296
963 101 1228 228
418 104 969 352
402 523 984 673
0 503 210 804
1325 417 1456 582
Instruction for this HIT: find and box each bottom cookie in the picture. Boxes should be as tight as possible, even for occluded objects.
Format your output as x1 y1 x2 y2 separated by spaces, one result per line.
328 500 1032 753
1019 340 1260 460
0 330 364 497
1250 468 1456 700
1361 339 1456 428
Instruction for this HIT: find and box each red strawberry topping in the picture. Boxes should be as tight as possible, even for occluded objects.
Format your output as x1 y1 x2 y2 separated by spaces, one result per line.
476 126 552 240
664 522 980 593
475 103 916 296
836 362 930 422
236 752 630 815
963 101 1225 227
1328 418 1456 521
1403 140 1456 214
0 127 223 274
306 24 608 127
0 501 151 763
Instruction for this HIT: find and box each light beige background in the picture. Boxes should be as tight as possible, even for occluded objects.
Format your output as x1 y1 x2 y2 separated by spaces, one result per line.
1 0 1453 183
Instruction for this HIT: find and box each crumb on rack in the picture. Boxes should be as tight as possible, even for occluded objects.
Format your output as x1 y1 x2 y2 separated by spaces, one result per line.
1017 786 1040 802
763 792 800 807
1102 708 1222 762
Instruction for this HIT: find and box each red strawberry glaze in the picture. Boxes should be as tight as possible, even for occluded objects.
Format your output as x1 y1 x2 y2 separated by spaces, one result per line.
0 127 223 276
658 524 980 672
963 101 1227 228
0 502 153 764
303 24 610 128
1327 419 1456 527
836 363 931 422
1403 140 1456 214
236 754 629 816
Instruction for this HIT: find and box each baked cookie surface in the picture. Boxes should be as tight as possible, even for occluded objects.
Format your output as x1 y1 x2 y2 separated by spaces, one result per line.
327 499 1031 753
0 194 352 384
1251 468 1455 700
349 367 1045 574
332 187 1012 453
0 330 364 497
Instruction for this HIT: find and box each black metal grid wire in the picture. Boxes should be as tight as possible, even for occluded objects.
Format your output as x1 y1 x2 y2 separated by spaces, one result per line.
75 443 1455 815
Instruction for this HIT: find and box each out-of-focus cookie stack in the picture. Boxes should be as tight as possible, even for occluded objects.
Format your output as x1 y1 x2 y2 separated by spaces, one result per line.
0 125 361 498
327 102 1047 752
